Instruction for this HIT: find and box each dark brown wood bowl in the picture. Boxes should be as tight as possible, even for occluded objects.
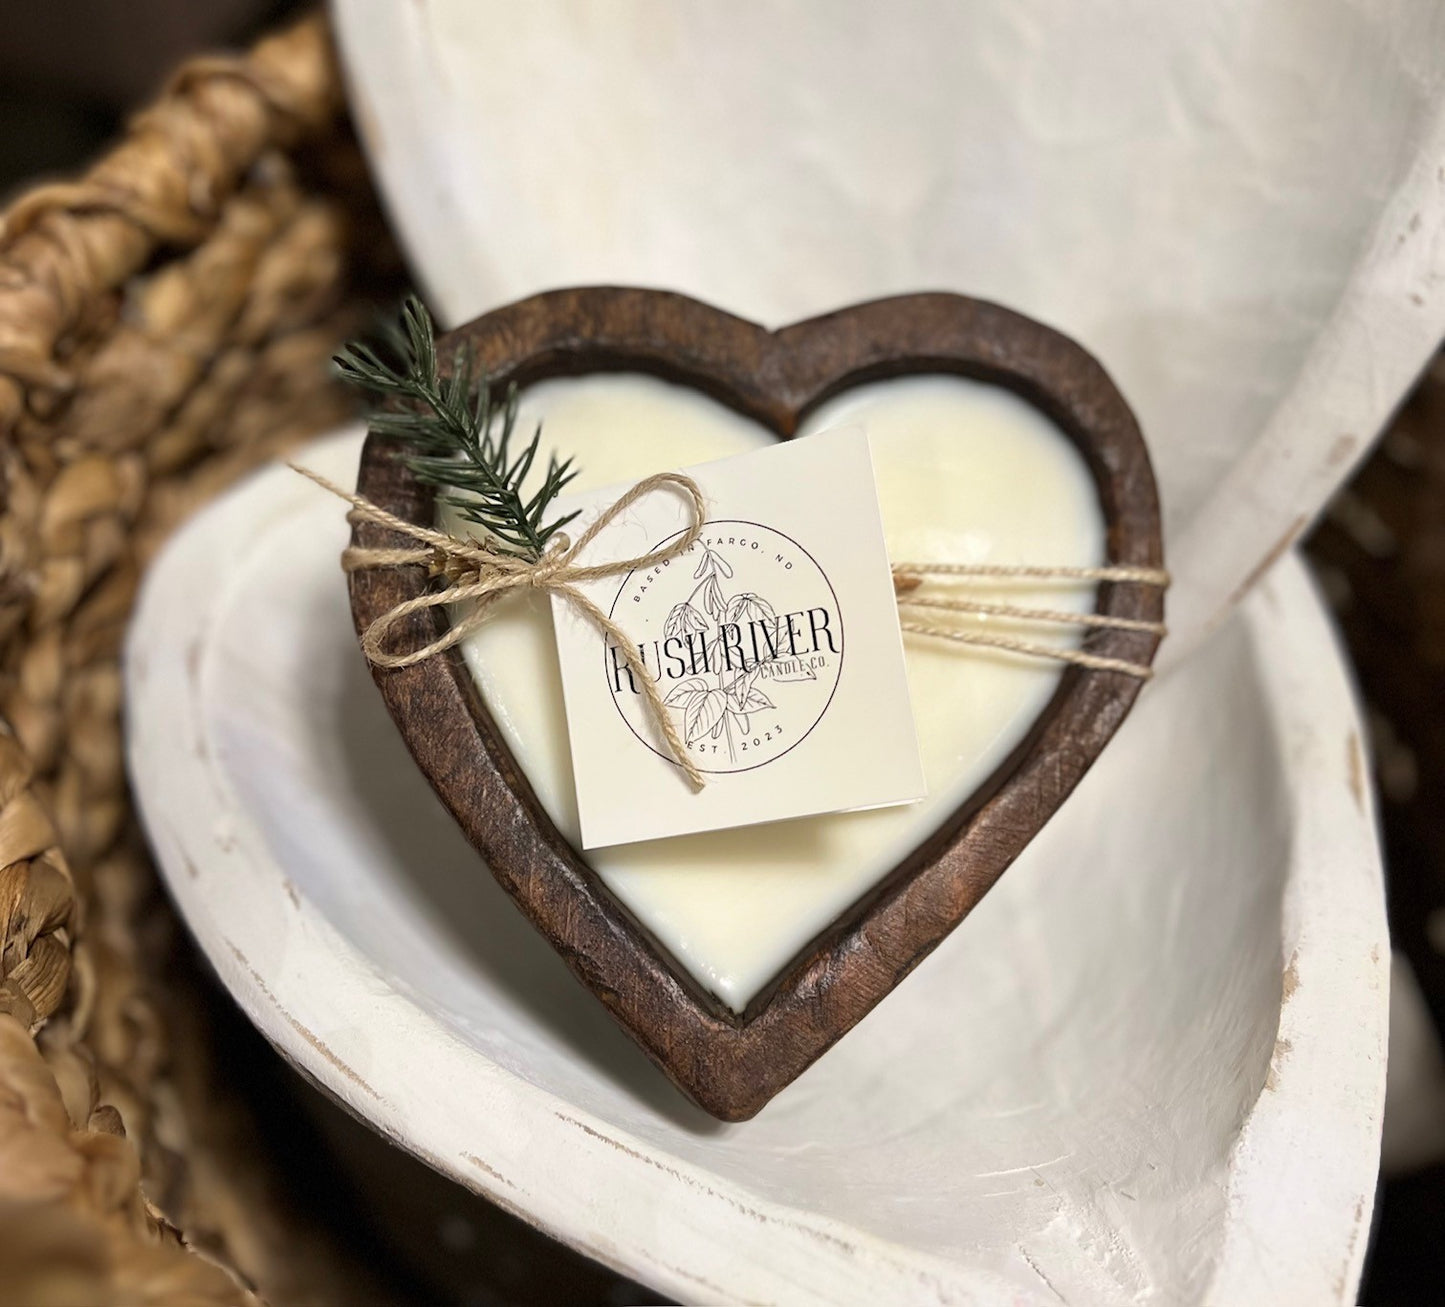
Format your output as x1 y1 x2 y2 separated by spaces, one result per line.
348 287 1164 1120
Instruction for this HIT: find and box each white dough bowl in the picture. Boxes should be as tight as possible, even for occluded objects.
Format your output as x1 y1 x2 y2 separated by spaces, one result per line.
126 430 1387 1305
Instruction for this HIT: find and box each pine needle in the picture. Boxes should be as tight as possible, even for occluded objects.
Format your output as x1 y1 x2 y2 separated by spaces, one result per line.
334 296 580 559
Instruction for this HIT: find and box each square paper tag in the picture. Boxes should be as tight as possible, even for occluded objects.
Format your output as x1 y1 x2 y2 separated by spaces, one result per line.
550 427 925 848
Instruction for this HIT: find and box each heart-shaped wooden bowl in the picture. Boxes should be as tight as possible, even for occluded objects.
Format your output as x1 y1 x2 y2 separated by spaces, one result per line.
349 288 1163 1120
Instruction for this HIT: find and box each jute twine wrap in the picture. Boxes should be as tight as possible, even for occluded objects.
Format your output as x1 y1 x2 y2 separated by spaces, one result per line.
326 457 1166 704
892 562 1168 677
312 466 1162 818
0 16 404 1305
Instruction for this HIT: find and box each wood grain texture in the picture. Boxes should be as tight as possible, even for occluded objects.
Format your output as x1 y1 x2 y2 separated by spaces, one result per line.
348 288 1164 1120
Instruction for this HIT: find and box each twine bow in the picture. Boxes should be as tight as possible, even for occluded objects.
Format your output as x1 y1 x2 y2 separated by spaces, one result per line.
292 464 709 790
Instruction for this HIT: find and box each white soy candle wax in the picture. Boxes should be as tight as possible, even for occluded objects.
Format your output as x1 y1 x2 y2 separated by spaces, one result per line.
444 373 1104 1012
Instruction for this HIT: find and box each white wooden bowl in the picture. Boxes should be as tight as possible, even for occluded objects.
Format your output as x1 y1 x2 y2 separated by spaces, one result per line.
126 430 1387 1305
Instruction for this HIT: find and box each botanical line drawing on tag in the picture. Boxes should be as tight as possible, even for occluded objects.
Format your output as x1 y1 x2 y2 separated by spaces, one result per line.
604 521 844 774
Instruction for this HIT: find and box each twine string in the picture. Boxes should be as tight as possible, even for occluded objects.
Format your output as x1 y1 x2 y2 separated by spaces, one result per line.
891 561 1171 585
891 562 1168 678
292 463 709 790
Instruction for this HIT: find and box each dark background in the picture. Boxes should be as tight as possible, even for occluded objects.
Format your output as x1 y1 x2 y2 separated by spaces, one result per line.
5 4 1443 1303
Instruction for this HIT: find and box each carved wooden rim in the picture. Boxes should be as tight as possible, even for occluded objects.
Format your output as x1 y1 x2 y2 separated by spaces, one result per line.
349 287 1164 1120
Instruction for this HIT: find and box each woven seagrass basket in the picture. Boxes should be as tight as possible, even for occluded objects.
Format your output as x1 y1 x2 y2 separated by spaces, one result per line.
0 15 420 1303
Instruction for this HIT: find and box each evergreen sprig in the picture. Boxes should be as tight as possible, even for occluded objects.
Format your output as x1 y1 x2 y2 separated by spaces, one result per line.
334 296 580 559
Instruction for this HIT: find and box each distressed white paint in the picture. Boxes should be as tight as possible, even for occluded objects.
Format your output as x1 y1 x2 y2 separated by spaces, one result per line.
332 0 1445 650
127 430 1387 1305
442 373 1101 1010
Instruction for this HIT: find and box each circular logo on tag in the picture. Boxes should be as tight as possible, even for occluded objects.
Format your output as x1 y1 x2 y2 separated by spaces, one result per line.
604 521 844 774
